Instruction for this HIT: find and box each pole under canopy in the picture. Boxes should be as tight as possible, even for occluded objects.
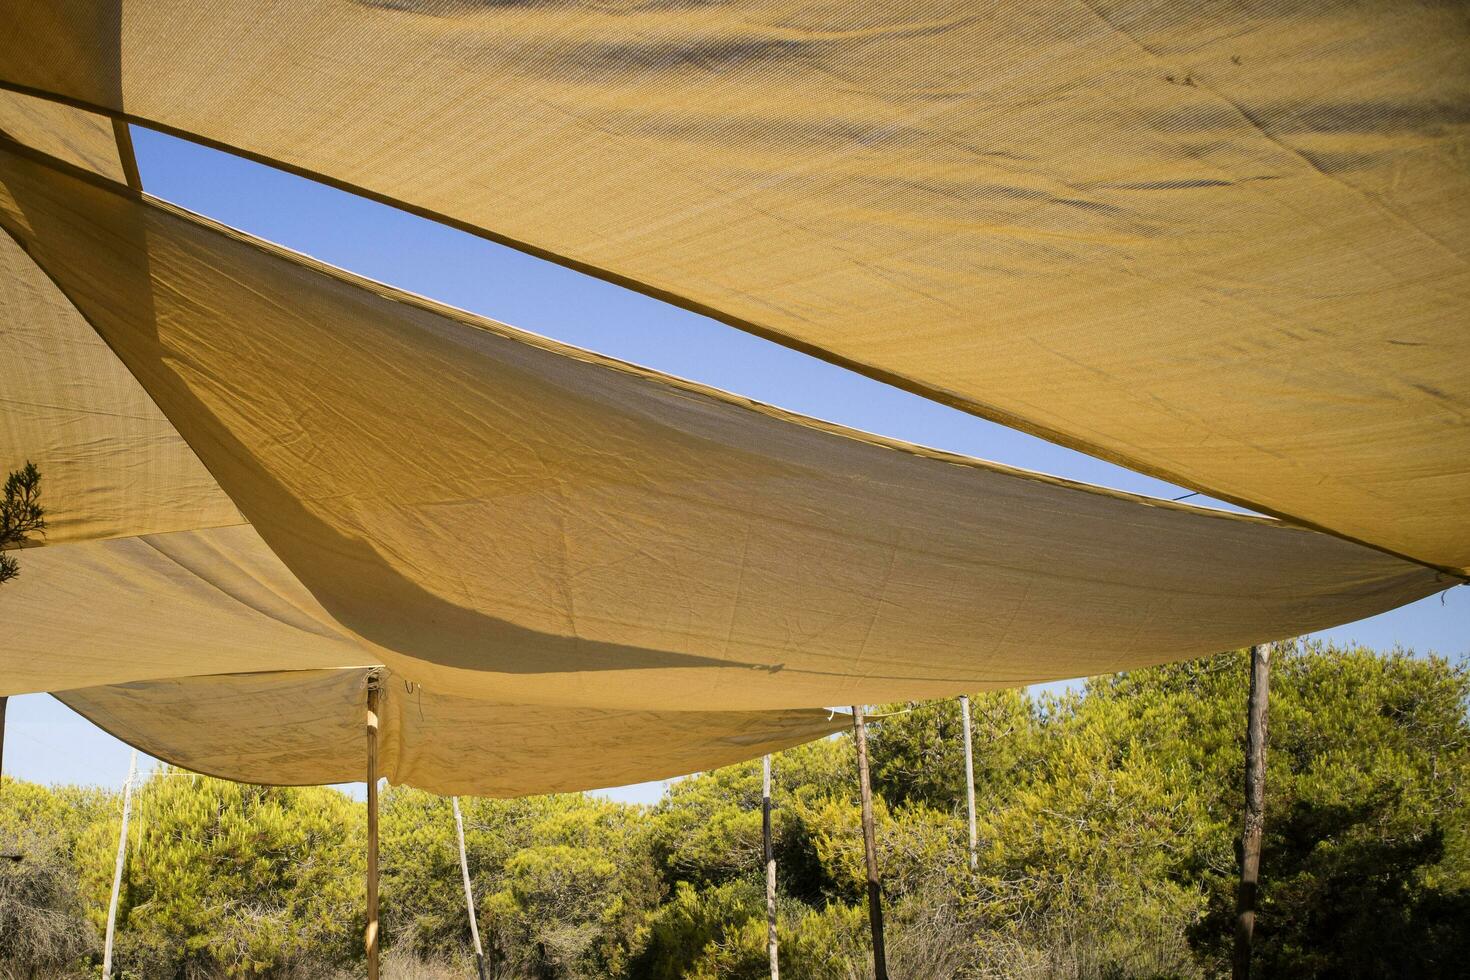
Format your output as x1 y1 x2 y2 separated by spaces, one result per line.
1234 645 1272 979
763 753 779 980
102 750 137 980
453 797 490 980
960 694 978 873
852 706 888 980
365 672 381 980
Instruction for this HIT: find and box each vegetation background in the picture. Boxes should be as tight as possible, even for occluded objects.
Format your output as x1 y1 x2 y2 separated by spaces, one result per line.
2 641 1467 979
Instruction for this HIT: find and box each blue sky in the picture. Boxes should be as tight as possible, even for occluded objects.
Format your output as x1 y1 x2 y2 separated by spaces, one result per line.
5 127 1464 804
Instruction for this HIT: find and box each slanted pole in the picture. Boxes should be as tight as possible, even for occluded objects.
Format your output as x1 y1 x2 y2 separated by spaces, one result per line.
102 750 137 978
453 797 490 980
0 695 7 785
851 706 889 980
960 694 977 872
763 754 779 980
1233 644 1272 980
366 673 381 980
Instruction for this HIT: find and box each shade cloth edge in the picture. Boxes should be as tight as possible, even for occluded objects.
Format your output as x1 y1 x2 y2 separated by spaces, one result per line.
2 80 1460 578
2 125 1438 559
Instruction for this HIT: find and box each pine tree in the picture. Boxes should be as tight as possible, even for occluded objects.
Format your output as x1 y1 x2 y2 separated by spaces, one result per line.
0 461 44 584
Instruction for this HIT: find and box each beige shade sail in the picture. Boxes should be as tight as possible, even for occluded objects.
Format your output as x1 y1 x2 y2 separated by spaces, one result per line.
0 524 373 696
0 217 241 546
0 88 124 184
1 0 1465 572
0 89 237 545
0 137 1450 712
56 668 849 796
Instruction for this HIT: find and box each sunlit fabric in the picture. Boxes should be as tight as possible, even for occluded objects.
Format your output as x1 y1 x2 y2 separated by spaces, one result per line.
57 668 849 796
0 224 240 546
0 93 238 545
0 138 1448 713
0 89 122 183
2 0 1464 571
0 525 369 696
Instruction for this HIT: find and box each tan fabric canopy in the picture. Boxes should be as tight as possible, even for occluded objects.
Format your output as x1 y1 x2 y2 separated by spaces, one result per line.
0 88 123 185
2 0 1464 572
0 525 371 696
0 221 241 546
0 90 238 545
0 136 1448 712
56 668 848 796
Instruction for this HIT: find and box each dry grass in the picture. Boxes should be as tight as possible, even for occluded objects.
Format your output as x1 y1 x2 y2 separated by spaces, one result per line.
377 948 473 980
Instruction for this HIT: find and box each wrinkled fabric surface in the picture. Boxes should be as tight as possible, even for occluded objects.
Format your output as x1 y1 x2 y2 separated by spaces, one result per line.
0 221 240 546
0 138 1448 713
0 92 238 545
57 668 849 796
2 0 1464 571
0 88 123 184
0 525 368 696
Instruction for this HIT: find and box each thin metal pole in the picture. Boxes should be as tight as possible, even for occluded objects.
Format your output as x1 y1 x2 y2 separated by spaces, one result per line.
453 797 490 980
102 750 137 978
1233 644 1272 980
0 695 7 785
960 695 977 872
366 673 381 980
851 706 888 980
763 754 779 980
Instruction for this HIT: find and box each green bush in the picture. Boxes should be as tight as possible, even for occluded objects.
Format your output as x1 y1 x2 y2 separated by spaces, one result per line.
3 641 1465 978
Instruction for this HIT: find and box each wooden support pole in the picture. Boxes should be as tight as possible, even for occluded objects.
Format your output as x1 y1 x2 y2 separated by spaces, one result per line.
763 754 779 980
959 694 978 872
851 706 889 980
366 673 381 980
102 750 137 979
453 797 490 980
1233 644 1271 980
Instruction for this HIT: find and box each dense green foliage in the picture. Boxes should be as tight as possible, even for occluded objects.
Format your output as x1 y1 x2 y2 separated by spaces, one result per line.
0 461 44 584
3 641 1466 978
